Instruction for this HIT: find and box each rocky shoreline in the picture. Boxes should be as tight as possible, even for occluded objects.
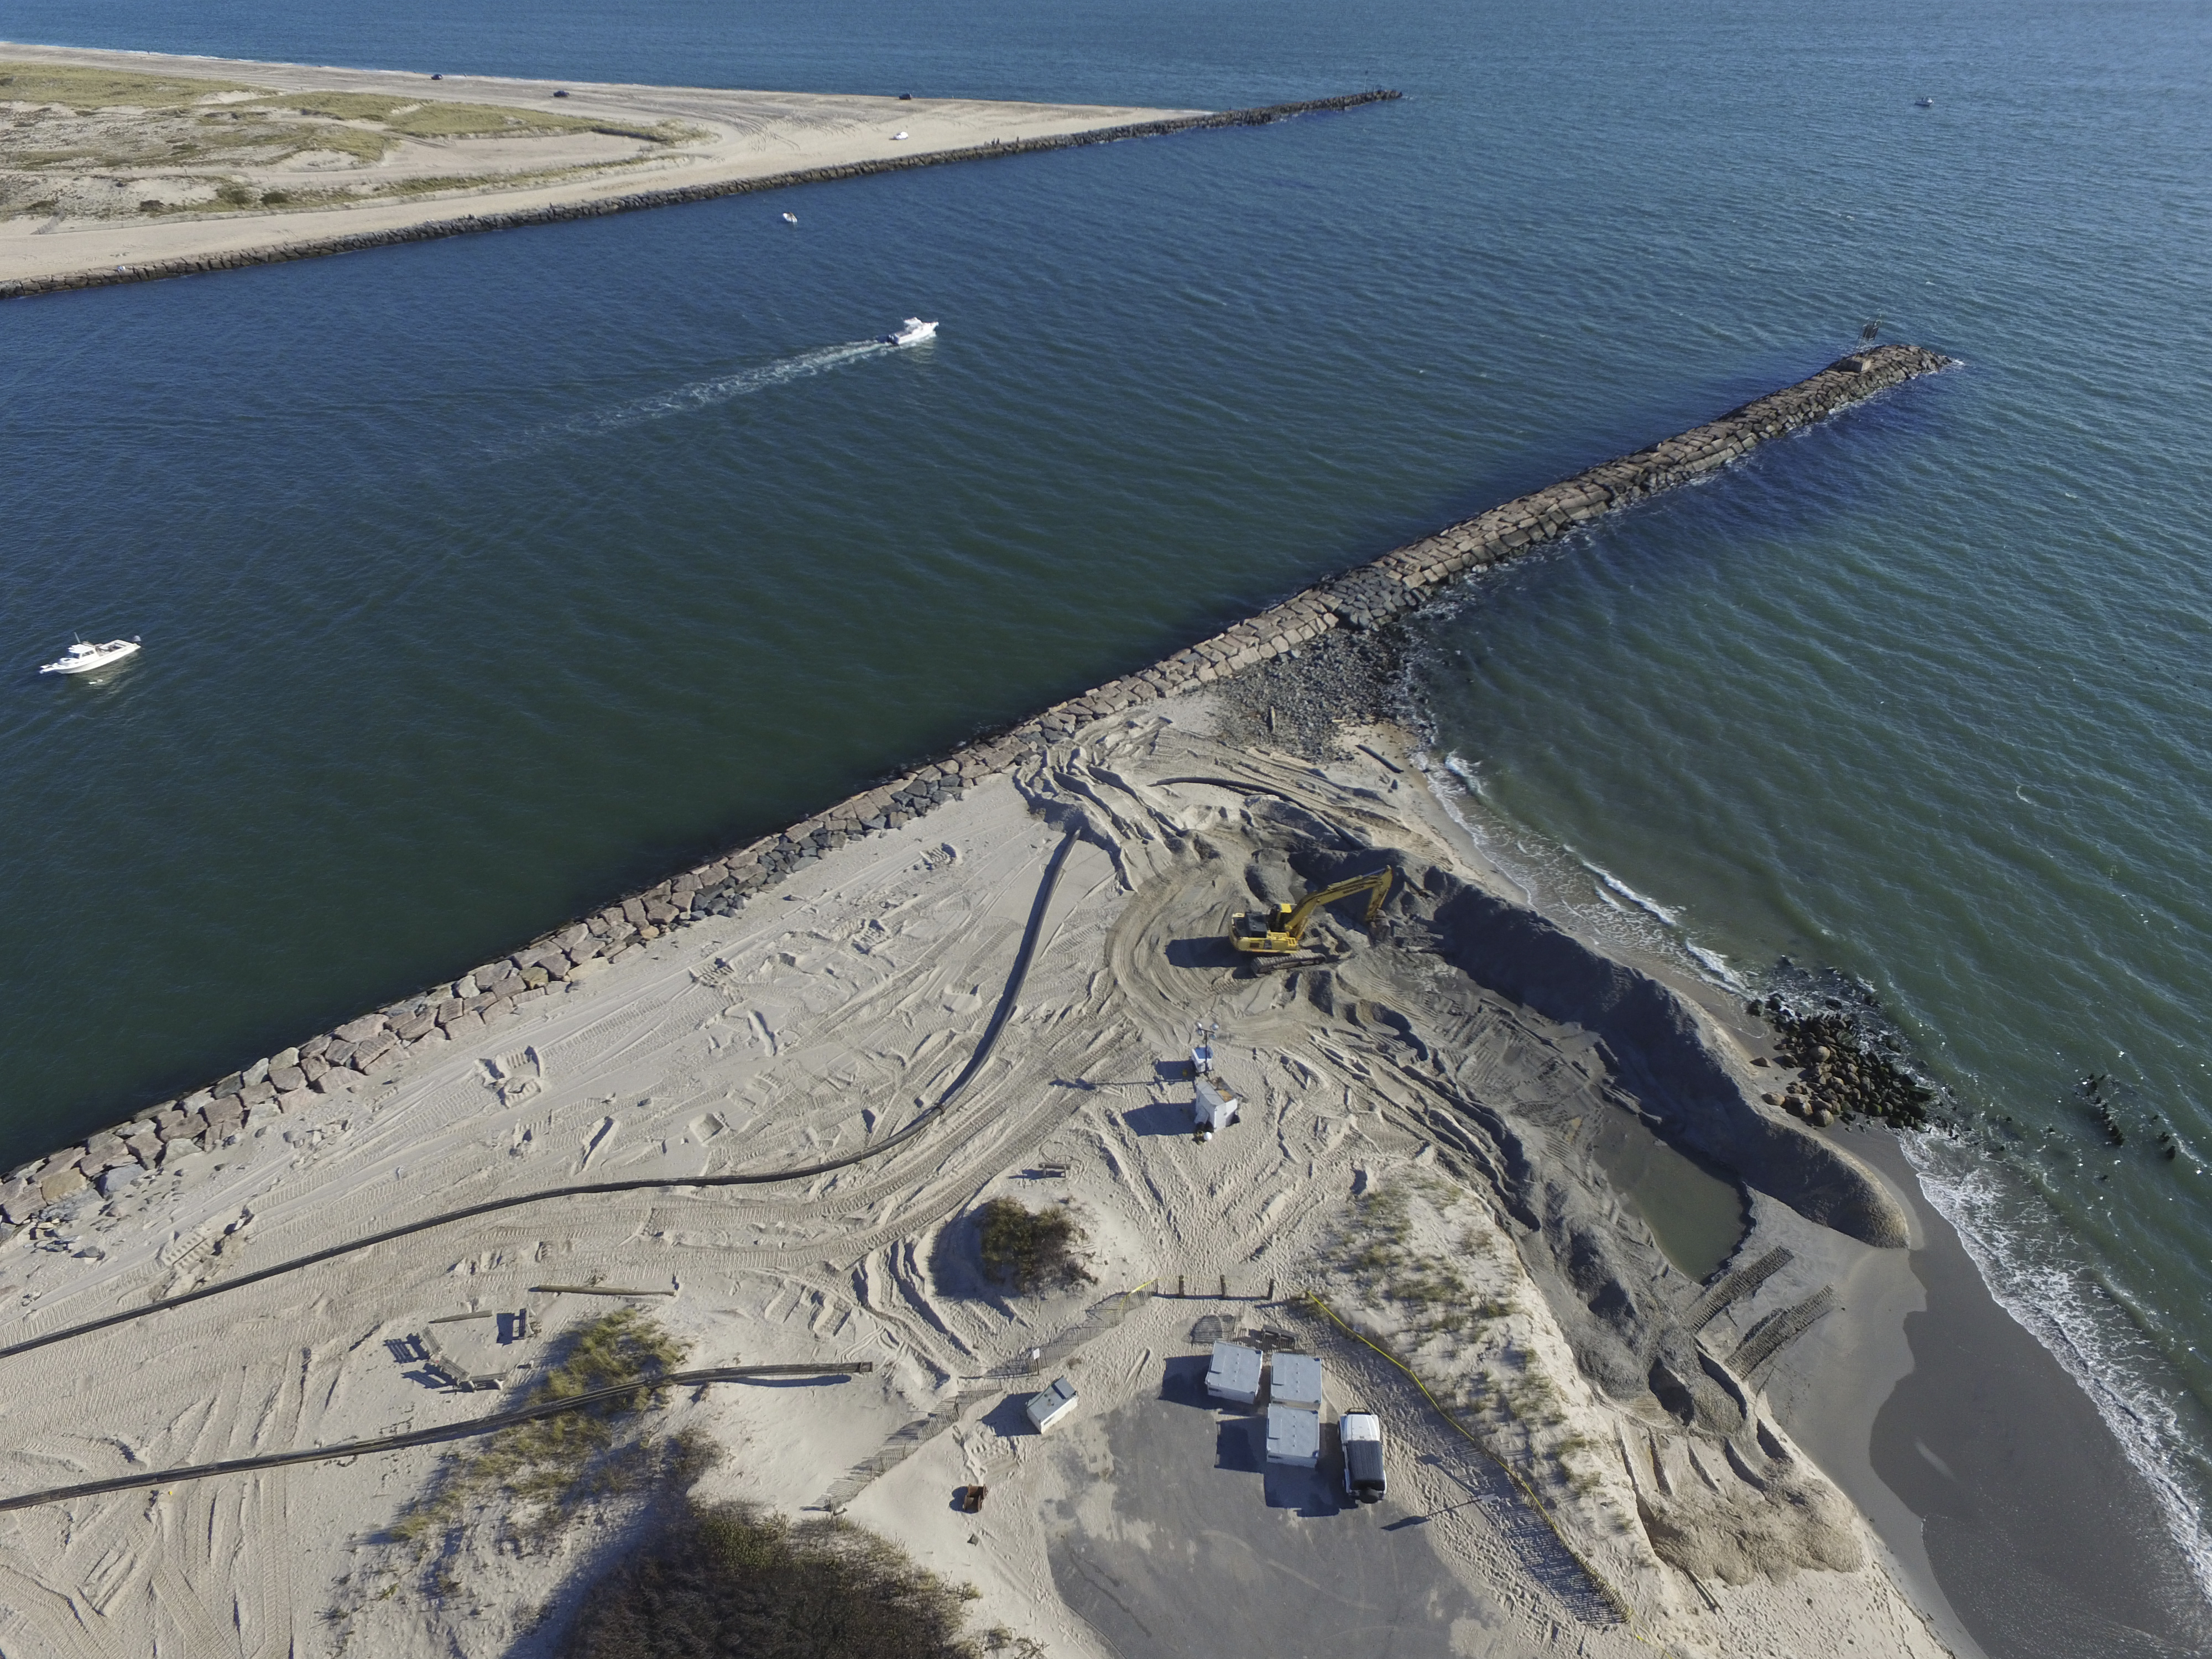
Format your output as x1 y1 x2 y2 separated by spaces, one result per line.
0 341 1949 1226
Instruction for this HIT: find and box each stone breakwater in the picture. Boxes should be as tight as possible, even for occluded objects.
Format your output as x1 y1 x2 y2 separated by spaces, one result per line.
0 90 1399 301
0 342 1948 1224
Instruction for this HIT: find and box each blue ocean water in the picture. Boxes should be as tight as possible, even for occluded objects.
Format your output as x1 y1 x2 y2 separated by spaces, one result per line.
5 0 2211 1608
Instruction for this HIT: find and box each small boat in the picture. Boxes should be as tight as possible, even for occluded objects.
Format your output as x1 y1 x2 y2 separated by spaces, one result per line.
1915 96 1934 108
881 317 938 346
781 211 797 225
40 636 140 675
891 129 909 140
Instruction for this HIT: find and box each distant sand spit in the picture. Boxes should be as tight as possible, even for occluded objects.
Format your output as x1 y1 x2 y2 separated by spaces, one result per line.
0 42 1393 294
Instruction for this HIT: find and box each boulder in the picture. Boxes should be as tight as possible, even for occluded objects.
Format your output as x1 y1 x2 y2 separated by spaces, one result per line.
336 1015 389 1044
270 1065 307 1093
40 1165 88 1202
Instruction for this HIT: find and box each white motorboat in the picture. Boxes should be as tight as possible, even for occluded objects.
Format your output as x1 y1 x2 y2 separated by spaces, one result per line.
882 317 938 346
39 637 140 675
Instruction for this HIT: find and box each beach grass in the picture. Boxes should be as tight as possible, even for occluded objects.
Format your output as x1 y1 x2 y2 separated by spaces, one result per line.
0 64 694 224
0 61 258 109
388 1307 689 1554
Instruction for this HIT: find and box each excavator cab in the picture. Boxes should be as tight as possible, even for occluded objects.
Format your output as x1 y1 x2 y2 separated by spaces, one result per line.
1228 868 1394 957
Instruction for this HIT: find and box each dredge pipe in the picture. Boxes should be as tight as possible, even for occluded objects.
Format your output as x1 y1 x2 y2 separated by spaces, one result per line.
0 827 1079 1365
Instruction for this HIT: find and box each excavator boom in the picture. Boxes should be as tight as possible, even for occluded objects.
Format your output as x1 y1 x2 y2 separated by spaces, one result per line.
1228 868 1394 955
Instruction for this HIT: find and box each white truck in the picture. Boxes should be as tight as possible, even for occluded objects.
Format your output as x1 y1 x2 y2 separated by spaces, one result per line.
1340 1411 1386 1504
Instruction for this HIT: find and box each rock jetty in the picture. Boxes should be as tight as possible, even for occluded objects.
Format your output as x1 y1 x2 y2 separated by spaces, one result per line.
0 341 1949 1225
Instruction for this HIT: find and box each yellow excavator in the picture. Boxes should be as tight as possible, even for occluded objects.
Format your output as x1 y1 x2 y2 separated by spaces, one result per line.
1228 868 1394 961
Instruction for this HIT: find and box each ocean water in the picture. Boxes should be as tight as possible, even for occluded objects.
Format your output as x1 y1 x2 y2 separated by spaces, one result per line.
6 0 2211 1613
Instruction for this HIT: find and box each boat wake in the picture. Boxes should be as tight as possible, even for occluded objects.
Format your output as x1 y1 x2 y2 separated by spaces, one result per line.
512 338 895 448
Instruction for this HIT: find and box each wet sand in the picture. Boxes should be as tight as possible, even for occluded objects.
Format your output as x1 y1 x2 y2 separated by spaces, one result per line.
1856 1133 2212 1659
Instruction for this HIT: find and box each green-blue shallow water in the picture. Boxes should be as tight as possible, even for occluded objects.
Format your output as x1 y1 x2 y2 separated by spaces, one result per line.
6 0 2211 1614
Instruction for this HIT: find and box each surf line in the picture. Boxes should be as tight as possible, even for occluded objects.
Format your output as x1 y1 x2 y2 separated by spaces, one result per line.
0 827 1078 1367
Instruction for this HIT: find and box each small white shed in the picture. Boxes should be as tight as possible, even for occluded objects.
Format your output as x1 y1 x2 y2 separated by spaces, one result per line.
1271 1352 1324 1411
1026 1376 1079 1433
1192 1077 1240 1140
1265 1402 1321 1468
1206 1341 1264 1405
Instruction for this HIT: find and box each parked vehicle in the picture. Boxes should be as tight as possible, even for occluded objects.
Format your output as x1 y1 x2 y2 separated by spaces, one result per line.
1341 1411 1386 1503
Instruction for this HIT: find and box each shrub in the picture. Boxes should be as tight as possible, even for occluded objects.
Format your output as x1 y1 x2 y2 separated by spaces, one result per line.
561 1504 977 1659
975 1199 1087 1292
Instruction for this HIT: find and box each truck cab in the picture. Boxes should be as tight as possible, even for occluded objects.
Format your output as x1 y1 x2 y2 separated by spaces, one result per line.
1340 1411 1386 1503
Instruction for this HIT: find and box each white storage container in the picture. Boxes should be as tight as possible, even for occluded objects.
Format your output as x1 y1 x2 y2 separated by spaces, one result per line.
1271 1352 1324 1410
1206 1341 1264 1405
1266 1402 1321 1468
1026 1376 1079 1433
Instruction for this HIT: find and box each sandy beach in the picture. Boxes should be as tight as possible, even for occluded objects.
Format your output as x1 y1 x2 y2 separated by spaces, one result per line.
3 328 2204 1655
0 42 1203 289
0 645 2101 1659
